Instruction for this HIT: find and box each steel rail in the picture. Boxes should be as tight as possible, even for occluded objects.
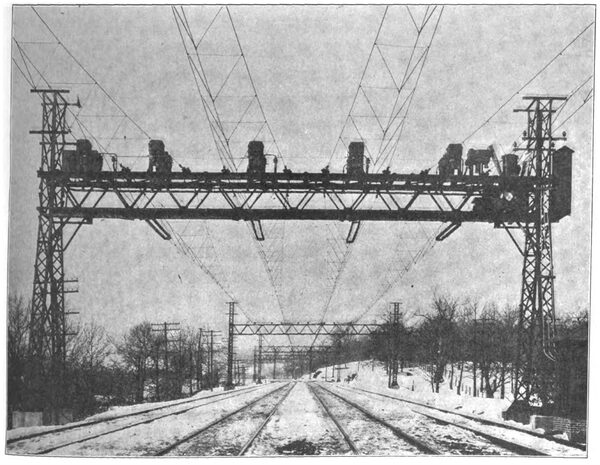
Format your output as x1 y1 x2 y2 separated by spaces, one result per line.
237 382 296 455
19 386 267 455
307 383 359 454
337 384 585 451
154 382 291 456
7 384 262 445
314 383 441 454
415 410 549 456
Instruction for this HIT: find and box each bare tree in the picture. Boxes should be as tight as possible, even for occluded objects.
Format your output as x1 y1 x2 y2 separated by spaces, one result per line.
8 294 30 412
117 322 155 402
418 295 459 393
65 322 115 416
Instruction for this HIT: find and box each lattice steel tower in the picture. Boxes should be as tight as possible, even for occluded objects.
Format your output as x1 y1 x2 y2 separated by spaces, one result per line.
506 96 566 419
27 89 72 417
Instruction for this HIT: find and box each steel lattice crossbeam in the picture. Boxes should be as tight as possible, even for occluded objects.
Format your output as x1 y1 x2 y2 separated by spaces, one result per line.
38 170 562 224
260 345 332 353
233 322 383 336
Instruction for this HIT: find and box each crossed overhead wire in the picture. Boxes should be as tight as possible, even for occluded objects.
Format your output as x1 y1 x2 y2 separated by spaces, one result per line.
14 8 254 323
172 5 294 343
461 20 594 144
31 7 151 140
311 6 445 349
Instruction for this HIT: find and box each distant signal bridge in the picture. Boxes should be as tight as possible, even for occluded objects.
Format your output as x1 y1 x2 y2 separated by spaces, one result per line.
233 322 384 336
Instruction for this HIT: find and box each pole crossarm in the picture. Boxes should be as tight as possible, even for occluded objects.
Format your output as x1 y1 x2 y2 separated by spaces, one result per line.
233 322 383 336
37 170 567 224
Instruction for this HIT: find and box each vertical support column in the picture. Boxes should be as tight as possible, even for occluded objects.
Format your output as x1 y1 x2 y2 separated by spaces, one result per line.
505 96 566 422
197 329 203 391
225 302 236 390
188 346 194 396
272 348 277 380
163 323 169 397
257 335 263 384
154 342 160 401
28 89 71 422
209 330 214 391
252 349 257 382
389 302 400 389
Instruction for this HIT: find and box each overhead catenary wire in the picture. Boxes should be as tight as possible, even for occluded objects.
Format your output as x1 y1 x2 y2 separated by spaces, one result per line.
351 224 442 325
327 6 389 167
16 9 254 323
312 6 444 339
172 5 294 344
374 7 444 170
31 7 152 140
226 7 285 166
461 21 594 144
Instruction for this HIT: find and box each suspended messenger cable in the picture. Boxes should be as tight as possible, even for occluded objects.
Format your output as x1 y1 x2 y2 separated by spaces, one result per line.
31 7 152 139
19 11 253 320
461 21 594 144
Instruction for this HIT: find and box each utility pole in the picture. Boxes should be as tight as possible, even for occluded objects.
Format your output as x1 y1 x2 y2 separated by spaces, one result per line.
225 302 236 390
335 337 342 382
209 330 215 391
389 302 400 389
188 344 193 396
472 305 478 397
151 322 180 400
272 348 278 380
154 342 160 401
257 335 263 384
197 329 203 391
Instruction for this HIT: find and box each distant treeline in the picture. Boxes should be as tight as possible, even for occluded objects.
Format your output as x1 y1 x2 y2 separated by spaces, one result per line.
7 293 588 424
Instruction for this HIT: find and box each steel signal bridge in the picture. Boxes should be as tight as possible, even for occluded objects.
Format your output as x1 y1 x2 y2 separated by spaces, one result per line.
28 89 572 423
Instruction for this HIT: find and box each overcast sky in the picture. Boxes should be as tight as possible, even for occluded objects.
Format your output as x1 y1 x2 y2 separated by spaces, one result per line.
8 5 594 350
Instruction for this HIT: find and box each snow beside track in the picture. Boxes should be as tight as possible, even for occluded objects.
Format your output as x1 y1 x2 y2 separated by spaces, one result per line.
246 382 350 455
7 383 279 456
7 384 258 441
310 360 586 457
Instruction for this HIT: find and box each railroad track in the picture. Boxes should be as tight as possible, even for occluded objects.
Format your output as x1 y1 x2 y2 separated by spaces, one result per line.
156 381 295 456
341 384 585 451
7 384 272 455
332 384 583 456
309 382 441 455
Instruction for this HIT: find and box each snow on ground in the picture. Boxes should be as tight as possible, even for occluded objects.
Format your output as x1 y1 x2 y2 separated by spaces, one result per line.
313 360 511 421
328 383 583 456
313 384 424 455
7 383 278 456
7 383 257 441
246 382 350 455
312 360 575 434
311 360 585 457
163 384 293 456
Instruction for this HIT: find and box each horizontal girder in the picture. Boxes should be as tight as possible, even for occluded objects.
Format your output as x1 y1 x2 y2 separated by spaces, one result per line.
38 170 560 224
234 322 383 336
